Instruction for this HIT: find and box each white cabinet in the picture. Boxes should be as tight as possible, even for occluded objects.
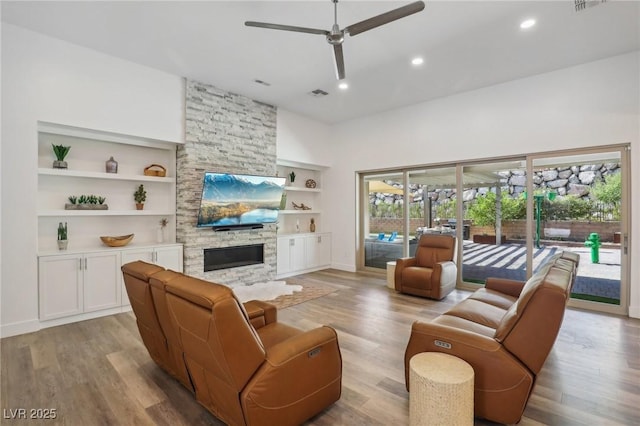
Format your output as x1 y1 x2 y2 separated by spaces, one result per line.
277 236 306 276
38 251 120 321
276 233 331 278
120 244 183 271
304 234 331 269
83 252 122 313
38 244 183 324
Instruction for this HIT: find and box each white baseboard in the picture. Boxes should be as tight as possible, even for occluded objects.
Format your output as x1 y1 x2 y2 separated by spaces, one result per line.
331 262 356 272
0 319 40 338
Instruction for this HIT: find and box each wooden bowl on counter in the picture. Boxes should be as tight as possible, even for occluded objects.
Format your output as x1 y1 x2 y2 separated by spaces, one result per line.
100 234 134 247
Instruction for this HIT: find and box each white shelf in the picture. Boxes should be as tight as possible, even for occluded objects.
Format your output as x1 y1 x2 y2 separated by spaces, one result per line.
279 210 321 215
284 186 321 193
39 209 175 217
38 121 182 148
38 168 175 183
38 242 182 257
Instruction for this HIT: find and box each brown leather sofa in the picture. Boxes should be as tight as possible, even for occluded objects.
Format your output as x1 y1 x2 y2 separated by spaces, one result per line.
404 251 579 424
395 234 457 300
121 261 342 426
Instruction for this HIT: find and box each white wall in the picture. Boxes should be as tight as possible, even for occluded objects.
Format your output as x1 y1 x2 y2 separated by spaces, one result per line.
0 24 184 337
324 51 640 317
276 109 332 167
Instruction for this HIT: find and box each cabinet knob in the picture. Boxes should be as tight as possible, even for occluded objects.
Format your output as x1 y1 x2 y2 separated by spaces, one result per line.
290 239 295 246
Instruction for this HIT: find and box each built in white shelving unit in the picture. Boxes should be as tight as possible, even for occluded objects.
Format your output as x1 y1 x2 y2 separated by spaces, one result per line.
276 160 327 235
36 121 184 328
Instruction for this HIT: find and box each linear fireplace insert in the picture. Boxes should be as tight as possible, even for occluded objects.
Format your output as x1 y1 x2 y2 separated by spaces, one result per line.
204 244 264 272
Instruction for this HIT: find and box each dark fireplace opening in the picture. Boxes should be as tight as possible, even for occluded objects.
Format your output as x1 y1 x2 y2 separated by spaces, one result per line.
204 244 264 272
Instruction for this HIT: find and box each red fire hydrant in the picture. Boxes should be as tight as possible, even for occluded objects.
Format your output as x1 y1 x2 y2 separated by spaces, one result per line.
584 232 601 264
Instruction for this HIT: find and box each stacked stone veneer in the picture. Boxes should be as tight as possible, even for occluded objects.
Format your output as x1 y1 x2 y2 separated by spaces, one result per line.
177 80 277 285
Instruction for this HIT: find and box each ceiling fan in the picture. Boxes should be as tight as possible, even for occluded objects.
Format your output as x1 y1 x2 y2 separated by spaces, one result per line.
245 0 426 80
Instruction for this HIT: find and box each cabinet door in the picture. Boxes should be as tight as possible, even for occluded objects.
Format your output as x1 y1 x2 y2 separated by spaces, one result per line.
84 252 121 313
39 255 83 321
305 234 331 269
120 249 154 307
121 249 154 265
290 236 306 271
155 246 183 272
277 237 292 275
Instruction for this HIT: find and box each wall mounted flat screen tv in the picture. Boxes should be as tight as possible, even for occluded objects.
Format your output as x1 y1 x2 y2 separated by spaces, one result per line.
196 172 286 229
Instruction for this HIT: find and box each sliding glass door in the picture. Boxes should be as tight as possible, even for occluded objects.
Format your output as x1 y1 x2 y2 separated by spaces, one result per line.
531 148 628 314
357 144 629 315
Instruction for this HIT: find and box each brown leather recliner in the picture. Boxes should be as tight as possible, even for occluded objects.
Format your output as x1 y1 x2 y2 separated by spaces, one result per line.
121 261 342 426
121 261 193 390
404 251 579 424
395 234 457 300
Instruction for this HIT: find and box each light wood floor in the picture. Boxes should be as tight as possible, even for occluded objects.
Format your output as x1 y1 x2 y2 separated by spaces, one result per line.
2 269 639 425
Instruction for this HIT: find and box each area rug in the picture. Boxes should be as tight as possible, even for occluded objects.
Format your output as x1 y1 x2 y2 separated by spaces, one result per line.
233 281 336 310
233 281 302 303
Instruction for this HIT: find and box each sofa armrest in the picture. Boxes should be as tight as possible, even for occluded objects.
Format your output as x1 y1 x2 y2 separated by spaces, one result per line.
395 257 417 290
243 300 277 329
404 320 531 394
242 326 342 423
485 277 526 297
435 261 457 288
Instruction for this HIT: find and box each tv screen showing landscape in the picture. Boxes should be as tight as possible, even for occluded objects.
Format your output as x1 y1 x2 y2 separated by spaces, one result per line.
196 172 286 228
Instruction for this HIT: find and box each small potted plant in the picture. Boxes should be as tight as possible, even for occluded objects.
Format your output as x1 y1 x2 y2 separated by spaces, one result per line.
157 217 168 243
288 171 296 184
52 144 71 169
134 184 146 210
57 222 68 250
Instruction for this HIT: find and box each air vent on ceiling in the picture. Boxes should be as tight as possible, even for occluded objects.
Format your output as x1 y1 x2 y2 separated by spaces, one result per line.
309 89 329 97
575 0 607 12
253 79 271 87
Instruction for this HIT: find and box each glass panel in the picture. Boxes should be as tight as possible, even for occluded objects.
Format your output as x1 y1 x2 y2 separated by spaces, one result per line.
462 160 528 284
532 151 622 306
407 166 458 242
363 173 404 269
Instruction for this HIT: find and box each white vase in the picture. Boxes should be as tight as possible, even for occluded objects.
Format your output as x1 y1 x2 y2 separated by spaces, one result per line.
157 228 164 243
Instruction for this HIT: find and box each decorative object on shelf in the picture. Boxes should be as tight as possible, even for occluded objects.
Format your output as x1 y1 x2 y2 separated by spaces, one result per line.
305 179 317 188
158 218 168 243
105 156 118 173
100 234 134 247
144 164 167 177
292 202 311 210
288 171 296 183
65 194 108 210
296 219 300 233
52 144 71 169
310 218 316 233
279 192 287 210
57 222 68 250
134 184 146 210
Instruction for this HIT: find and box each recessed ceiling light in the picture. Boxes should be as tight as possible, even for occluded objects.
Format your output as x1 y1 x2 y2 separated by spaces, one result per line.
338 82 349 90
520 19 536 29
411 57 424 66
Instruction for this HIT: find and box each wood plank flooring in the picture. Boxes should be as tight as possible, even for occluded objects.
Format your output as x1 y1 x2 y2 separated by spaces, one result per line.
2 269 639 425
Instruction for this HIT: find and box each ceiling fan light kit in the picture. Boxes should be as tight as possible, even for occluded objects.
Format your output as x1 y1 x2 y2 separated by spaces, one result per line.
245 0 425 80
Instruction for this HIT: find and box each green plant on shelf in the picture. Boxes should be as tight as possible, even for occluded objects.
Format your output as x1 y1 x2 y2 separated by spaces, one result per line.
52 144 70 161
57 222 68 241
134 184 147 204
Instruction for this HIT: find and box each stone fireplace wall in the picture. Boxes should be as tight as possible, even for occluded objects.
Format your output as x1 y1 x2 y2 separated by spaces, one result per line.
177 79 277 285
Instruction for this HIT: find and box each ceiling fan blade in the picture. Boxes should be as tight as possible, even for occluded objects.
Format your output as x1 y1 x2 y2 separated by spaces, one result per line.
245 21 329 36
333 44 346 80
344 1 425 37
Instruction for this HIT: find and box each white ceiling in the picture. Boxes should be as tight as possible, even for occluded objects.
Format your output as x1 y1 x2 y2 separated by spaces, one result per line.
2 1 639 124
